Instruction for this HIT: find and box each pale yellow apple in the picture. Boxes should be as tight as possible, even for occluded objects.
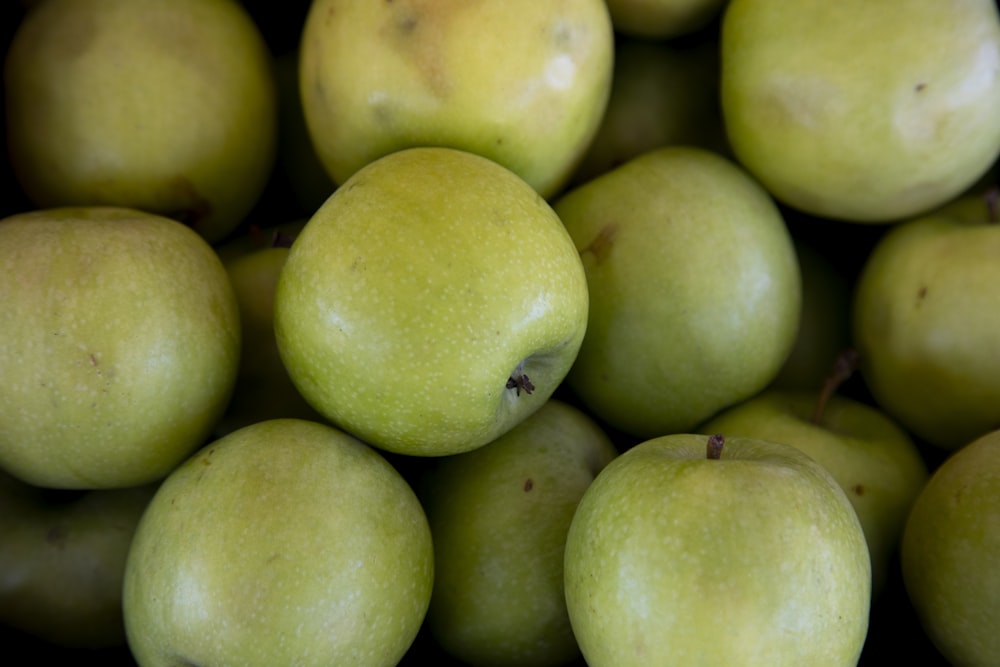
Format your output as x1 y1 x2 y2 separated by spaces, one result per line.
721 0 1000 222
4 0 278 243
299 0 614 199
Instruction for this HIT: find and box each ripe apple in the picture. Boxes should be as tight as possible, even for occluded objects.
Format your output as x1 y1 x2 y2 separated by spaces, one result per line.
3 0 278 243
417 398 618 667
273 147 590 457
0 206 241 489
720 0 1000 223
298 0 614 199
569 33 729 187
603 0 728 40
900 427 1000 667
122 418 434 667
851 189 1000 451
698 353 929 598
564 432 871 667
0 471 158 649
554 145 801 439
213 221 326 437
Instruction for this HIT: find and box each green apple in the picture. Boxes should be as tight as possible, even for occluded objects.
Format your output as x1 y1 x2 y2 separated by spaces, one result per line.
769 239 853 391
720 0 1000 223
604 0 728 40
4 0 278 243
122 418 434 667
554 145 801 439
851 189 1000 451
213 220 326 437
698 381 929 598
0 206 241 489
564 432 871 666
298 0 614 199
569 33 729 186
417 398 618 667
901 427 1000 667
274 147 590 457
0 471 158 649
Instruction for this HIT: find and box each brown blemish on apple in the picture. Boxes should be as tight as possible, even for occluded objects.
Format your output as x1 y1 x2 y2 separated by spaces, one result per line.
916 286 928 303
380 0 469 98
166 176 213 231
852 483 865 496
706 433 725 460
523 478 534 492
915 82 927 93
580 223 618 264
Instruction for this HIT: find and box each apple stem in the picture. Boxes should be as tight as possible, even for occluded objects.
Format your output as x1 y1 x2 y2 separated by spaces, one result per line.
272 229 296 248
986 186 999 224
506 363 535 397
707 433 725 460
811 348 860 426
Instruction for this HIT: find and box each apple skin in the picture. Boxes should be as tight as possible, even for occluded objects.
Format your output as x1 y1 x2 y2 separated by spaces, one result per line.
698 389 929 599
213 221 326 437
555 145 801 439
564 433 871 667
122 418 434 667
299 0 614 199
0 471 158 649
901 427 1000 667
720 0 1000 223
3 0 278 243
0 206 241 489
851 192 1000 451
417 398 618 667
274 147 590 457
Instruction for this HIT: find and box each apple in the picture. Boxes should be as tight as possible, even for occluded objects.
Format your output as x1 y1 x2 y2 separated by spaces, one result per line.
3 0 278 243
298 0 614 199
564 432 871 667
417 398 618 667
900 427 1000 667
720 0 1000 222
769 238 852 392
0 470 158 649
273 147 590 457
603 0 728 40
554 145 801 439
851 188 1000 451
213 220 326 437
569 33 729 187
699 350 929 599
122 418 434 667
0 206 241 489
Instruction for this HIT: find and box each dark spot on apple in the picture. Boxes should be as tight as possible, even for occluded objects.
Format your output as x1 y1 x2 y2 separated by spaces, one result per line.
915 82 927 92
852 483 865 496
523 478 534 492
89 353 98 366
46 525 69 546
580 223 619 264
917 285 928 302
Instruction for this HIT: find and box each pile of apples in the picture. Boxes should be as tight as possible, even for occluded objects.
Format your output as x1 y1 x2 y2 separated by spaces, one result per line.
3 0 1000 666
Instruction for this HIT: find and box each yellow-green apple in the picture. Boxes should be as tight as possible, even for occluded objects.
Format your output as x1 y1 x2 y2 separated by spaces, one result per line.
901 427 1000 667
851 189 1000 451
273 147 590 457
769 239 852 391
569 33 728 186
0 206 241 489
298 0 614 199
699 355 929 598
0 471 158 648
555 145 801 439
417 398 617 667
3 0 278 243
720 0 1000 223
564 432 871 667
122 418 434 667
603 0 728 40
213 220 325 437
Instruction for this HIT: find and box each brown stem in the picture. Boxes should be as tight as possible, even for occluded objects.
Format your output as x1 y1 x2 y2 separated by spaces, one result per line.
985 186 999 224
812 348 860 425
707 434 725 460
